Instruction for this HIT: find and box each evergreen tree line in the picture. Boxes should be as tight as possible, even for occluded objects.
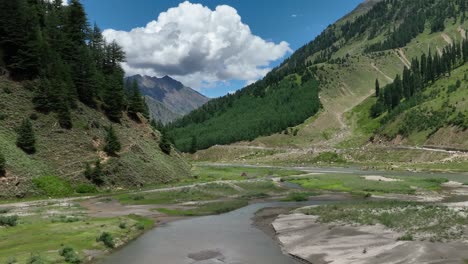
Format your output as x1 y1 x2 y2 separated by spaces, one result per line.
371 37 468 117
0 0 149 128
167 74 321 152
273 0 466 78
365 0 466 53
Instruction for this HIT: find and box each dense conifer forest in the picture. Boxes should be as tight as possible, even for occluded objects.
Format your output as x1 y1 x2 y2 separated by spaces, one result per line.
0 0 148 127
167 76 320 152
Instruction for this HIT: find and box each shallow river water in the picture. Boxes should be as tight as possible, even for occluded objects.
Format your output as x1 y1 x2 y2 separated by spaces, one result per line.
101 201 329 264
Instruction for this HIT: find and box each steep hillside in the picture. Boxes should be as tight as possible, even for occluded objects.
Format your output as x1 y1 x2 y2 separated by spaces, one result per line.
168 75 320 152
144 96 182 124
185 0 468 162
0 78 191 198
126 75 209 123
0 0 191 198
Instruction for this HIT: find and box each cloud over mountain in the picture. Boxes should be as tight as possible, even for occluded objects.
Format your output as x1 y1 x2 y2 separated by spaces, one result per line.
103 1 291 89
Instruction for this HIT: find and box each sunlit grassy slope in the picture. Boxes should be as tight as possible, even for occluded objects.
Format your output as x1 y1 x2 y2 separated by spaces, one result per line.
194 2 468 164
0 78 191 198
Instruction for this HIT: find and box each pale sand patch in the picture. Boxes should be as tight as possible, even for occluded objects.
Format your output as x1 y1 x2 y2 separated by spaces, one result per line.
442 181 464 188
272 213 468 264
362 175 401 182
372 193 445 202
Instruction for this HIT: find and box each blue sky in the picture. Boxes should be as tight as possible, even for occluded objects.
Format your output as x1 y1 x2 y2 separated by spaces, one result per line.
82 0 363 98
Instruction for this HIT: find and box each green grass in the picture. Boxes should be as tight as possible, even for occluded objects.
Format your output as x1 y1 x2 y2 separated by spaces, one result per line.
115 187 221 205
187 165 305 183
302 200 467 241
115 179 288 205
0 213 153 263
32 176 74 197
236 181 286 194
288 174 447 195
157 200 249 216
310 152 347 164
339 96 383 148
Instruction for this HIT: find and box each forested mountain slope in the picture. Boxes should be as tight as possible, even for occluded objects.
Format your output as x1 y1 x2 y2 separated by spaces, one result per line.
0 0 190 198
182 0 468 158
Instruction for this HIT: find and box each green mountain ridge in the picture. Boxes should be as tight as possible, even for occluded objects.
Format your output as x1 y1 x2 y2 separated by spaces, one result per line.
178 0 468 164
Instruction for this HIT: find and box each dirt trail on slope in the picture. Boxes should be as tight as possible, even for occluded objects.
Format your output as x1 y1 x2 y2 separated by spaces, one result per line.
370 63 393 82
441 33 453 45
396 49 411 68
458 26 466 39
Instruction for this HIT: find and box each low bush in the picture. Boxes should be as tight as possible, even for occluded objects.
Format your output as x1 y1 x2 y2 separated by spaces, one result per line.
97 232 115 248
282 192 311 202
26 254 45 264
75 184 98 194
0 215 18 227
397 233 414 241
59 246 82 264
312 152 346 163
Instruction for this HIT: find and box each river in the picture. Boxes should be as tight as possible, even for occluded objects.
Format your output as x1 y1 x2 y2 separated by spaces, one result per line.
101 201 331 264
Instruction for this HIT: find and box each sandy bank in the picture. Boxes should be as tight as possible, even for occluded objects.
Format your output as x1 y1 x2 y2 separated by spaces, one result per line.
271 213 468 264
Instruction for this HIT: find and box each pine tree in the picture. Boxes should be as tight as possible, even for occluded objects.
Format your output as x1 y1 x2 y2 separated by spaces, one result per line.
189 136 198 154
85 160 104 186
375 79 380 97
103 69 125 122
56 99 72 129
103 126 121 155
0 151 5 177
128 79 147 120
84 162 93 180
159 133 172 155
16 119 36 154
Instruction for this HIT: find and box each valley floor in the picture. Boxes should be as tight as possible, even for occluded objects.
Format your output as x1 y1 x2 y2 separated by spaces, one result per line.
2 164 468 263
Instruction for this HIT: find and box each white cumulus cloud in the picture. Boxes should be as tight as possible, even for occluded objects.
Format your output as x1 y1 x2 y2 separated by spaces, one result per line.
103 1 291 89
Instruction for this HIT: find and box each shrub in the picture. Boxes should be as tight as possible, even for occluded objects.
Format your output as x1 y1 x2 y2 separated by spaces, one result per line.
16 118 36 154
131 195 145 201
51 215 80 223
97 232 115 248
283 192 310 202
159 133 172 155
6 257 17 264
32 176 74 197
136 223 145 230
0 151 5 177
26 254 44 264
397 233 414 241
29 113 39 120
312 152 346 163
0 207 11 214
84 161 104 186
75 184 98 194
59 247 82 264
119 222 127 229
103 126 121 156
0 215 18 227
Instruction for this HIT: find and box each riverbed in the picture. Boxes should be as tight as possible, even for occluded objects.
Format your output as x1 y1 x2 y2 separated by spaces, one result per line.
100 200 337 264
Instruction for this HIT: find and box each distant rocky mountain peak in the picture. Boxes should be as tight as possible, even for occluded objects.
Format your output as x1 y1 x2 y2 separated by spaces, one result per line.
125 75 209 124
